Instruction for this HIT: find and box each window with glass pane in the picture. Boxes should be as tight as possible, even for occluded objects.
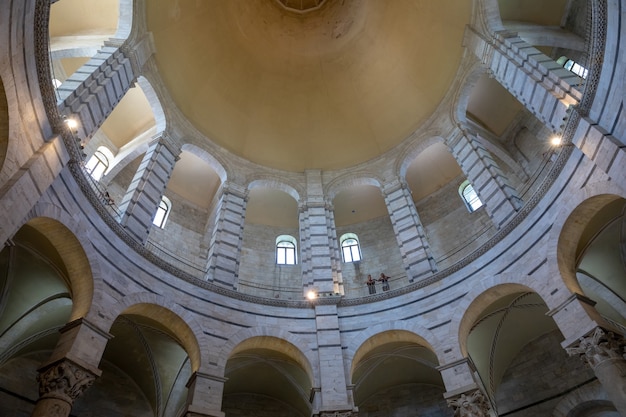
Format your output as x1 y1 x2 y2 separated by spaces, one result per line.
277 241 296 265
85 150 109 181
462 183 483 212
341 237 361 262
153 197 170 228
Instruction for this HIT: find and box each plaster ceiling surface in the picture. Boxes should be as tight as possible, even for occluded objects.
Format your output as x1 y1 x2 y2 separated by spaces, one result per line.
146 0 471 171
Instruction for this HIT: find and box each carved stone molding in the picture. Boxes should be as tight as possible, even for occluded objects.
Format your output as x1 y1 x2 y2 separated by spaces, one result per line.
447 389 492 417
37 360 98 404
566 327 626 369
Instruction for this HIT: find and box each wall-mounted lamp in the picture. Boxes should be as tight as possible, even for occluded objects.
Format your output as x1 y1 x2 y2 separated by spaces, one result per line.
64 117 78 132
550 136 563 146
306 290 317 300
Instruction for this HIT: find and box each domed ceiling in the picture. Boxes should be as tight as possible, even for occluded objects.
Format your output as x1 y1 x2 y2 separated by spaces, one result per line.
146 0 471 171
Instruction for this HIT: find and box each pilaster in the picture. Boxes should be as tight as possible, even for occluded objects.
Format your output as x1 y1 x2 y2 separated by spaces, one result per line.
382 177 436 282
448 126 522 228
313 303 356 414
184 371 227 417
464 27 581 135
206 181 248 289
119 132 181 244
300 170 339 296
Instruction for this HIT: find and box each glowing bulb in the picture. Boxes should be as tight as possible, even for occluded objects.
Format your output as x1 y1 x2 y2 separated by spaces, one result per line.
306 291 317 300
550 136 562 146
65 118 78 130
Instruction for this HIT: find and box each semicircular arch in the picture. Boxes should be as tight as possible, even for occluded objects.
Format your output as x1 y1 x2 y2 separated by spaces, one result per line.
108 292 206 373
325 173 383 201
218 327 316 385
549 181 626 296
346 320 441 377
248 176 302 202
22 203 105 322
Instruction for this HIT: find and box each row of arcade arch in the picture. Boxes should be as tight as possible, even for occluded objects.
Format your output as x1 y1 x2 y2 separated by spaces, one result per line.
0 188 623 416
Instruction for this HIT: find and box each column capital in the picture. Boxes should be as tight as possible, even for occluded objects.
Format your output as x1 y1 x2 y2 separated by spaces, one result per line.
37 358 100 405
566 327 626 369
446 388 493 417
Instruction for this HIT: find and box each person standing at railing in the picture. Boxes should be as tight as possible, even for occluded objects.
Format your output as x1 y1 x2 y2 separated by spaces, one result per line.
378 273 390 291
366 274 376 294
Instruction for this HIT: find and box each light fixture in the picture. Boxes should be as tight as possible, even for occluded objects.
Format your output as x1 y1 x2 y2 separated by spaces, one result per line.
550 136 563 147
64 117 78 131
306 290 317 300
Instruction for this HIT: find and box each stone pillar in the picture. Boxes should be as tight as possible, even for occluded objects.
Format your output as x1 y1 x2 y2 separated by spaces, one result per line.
382 178 437 282
439 358 496 417
448 126 522 228
206 182 248 289
465 28 581 133
184 371 226 417
57 35 154 142
299 170 339 296
566 328 626 415
31 358 100 417
312 302 357 416
118 132 181 244
30 318 110 417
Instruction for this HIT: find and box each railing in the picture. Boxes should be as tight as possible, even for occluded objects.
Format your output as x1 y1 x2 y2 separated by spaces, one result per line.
144 240 208 279
79 165 123 221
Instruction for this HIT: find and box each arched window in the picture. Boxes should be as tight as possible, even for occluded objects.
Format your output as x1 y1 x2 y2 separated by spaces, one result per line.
340 233 361 263
152 196 172 228
276 235 297 265
459 180 483 212
557 56 588 79
84 146 113 180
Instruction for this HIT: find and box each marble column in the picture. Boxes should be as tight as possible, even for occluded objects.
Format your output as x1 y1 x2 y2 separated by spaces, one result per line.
31 358 100 417
566 327 626 415
118 132 181 244
382 177 437 282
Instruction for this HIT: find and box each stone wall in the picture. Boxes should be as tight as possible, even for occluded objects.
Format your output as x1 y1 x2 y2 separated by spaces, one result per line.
417 178 494 268
338 215 407 296
238 222 303 299
495 330 597 416
222 393 308 417
358 383 453 417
